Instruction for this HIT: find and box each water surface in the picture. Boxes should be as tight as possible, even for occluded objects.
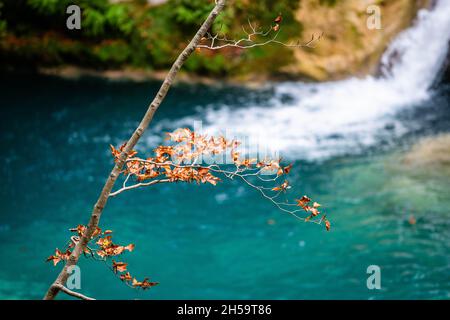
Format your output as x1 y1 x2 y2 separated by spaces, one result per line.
0 74 449 299
1 0 450 300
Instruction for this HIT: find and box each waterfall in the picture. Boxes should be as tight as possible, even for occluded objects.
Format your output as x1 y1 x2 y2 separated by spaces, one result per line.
379 0 450 97
162 0 450 160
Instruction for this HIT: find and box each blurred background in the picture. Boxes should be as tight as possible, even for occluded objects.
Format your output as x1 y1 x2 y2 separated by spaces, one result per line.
0 0 449 299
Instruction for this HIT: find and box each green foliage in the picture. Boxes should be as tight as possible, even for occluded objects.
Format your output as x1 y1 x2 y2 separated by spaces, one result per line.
0 2 7 38
83 7 106 37
26 0 64 14
0 20 6 37
170 0 214 26
185 53 231 75
93 40 131 65
0 0 312 76
105 5 134 35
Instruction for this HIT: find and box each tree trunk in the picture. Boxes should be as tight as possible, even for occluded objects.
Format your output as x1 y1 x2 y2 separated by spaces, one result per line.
43 0 227 300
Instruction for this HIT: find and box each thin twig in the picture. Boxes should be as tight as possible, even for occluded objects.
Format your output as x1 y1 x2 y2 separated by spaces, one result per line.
197 24 323 50
109 179 170 197
54 284 95 300
113 158 324 225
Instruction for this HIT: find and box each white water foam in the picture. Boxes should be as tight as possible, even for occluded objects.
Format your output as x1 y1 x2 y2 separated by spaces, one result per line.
153 0 450 160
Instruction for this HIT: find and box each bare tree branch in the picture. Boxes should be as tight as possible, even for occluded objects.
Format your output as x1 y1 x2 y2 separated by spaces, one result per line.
197 19 323 50
53 284 95 301
45 1 329 300
43 0 228 300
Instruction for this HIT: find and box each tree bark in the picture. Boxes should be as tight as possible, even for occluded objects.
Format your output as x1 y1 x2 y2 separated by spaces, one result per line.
44 0 227 300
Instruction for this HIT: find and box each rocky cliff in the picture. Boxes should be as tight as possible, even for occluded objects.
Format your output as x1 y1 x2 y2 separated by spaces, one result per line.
284 0 431 81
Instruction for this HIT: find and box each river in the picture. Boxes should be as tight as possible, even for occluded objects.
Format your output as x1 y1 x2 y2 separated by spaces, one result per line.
0 0 449 299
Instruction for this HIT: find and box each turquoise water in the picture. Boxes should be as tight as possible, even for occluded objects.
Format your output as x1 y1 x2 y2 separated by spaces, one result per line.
0 75 449 299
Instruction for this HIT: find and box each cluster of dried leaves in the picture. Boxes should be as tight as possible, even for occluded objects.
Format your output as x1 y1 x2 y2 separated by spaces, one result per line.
296 196 330 231
110 128 330 230
47 225 158 290
47 128 330 294
110 128 239 187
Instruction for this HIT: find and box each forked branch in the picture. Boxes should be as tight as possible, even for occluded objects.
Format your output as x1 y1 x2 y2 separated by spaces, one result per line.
197 17 323 50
